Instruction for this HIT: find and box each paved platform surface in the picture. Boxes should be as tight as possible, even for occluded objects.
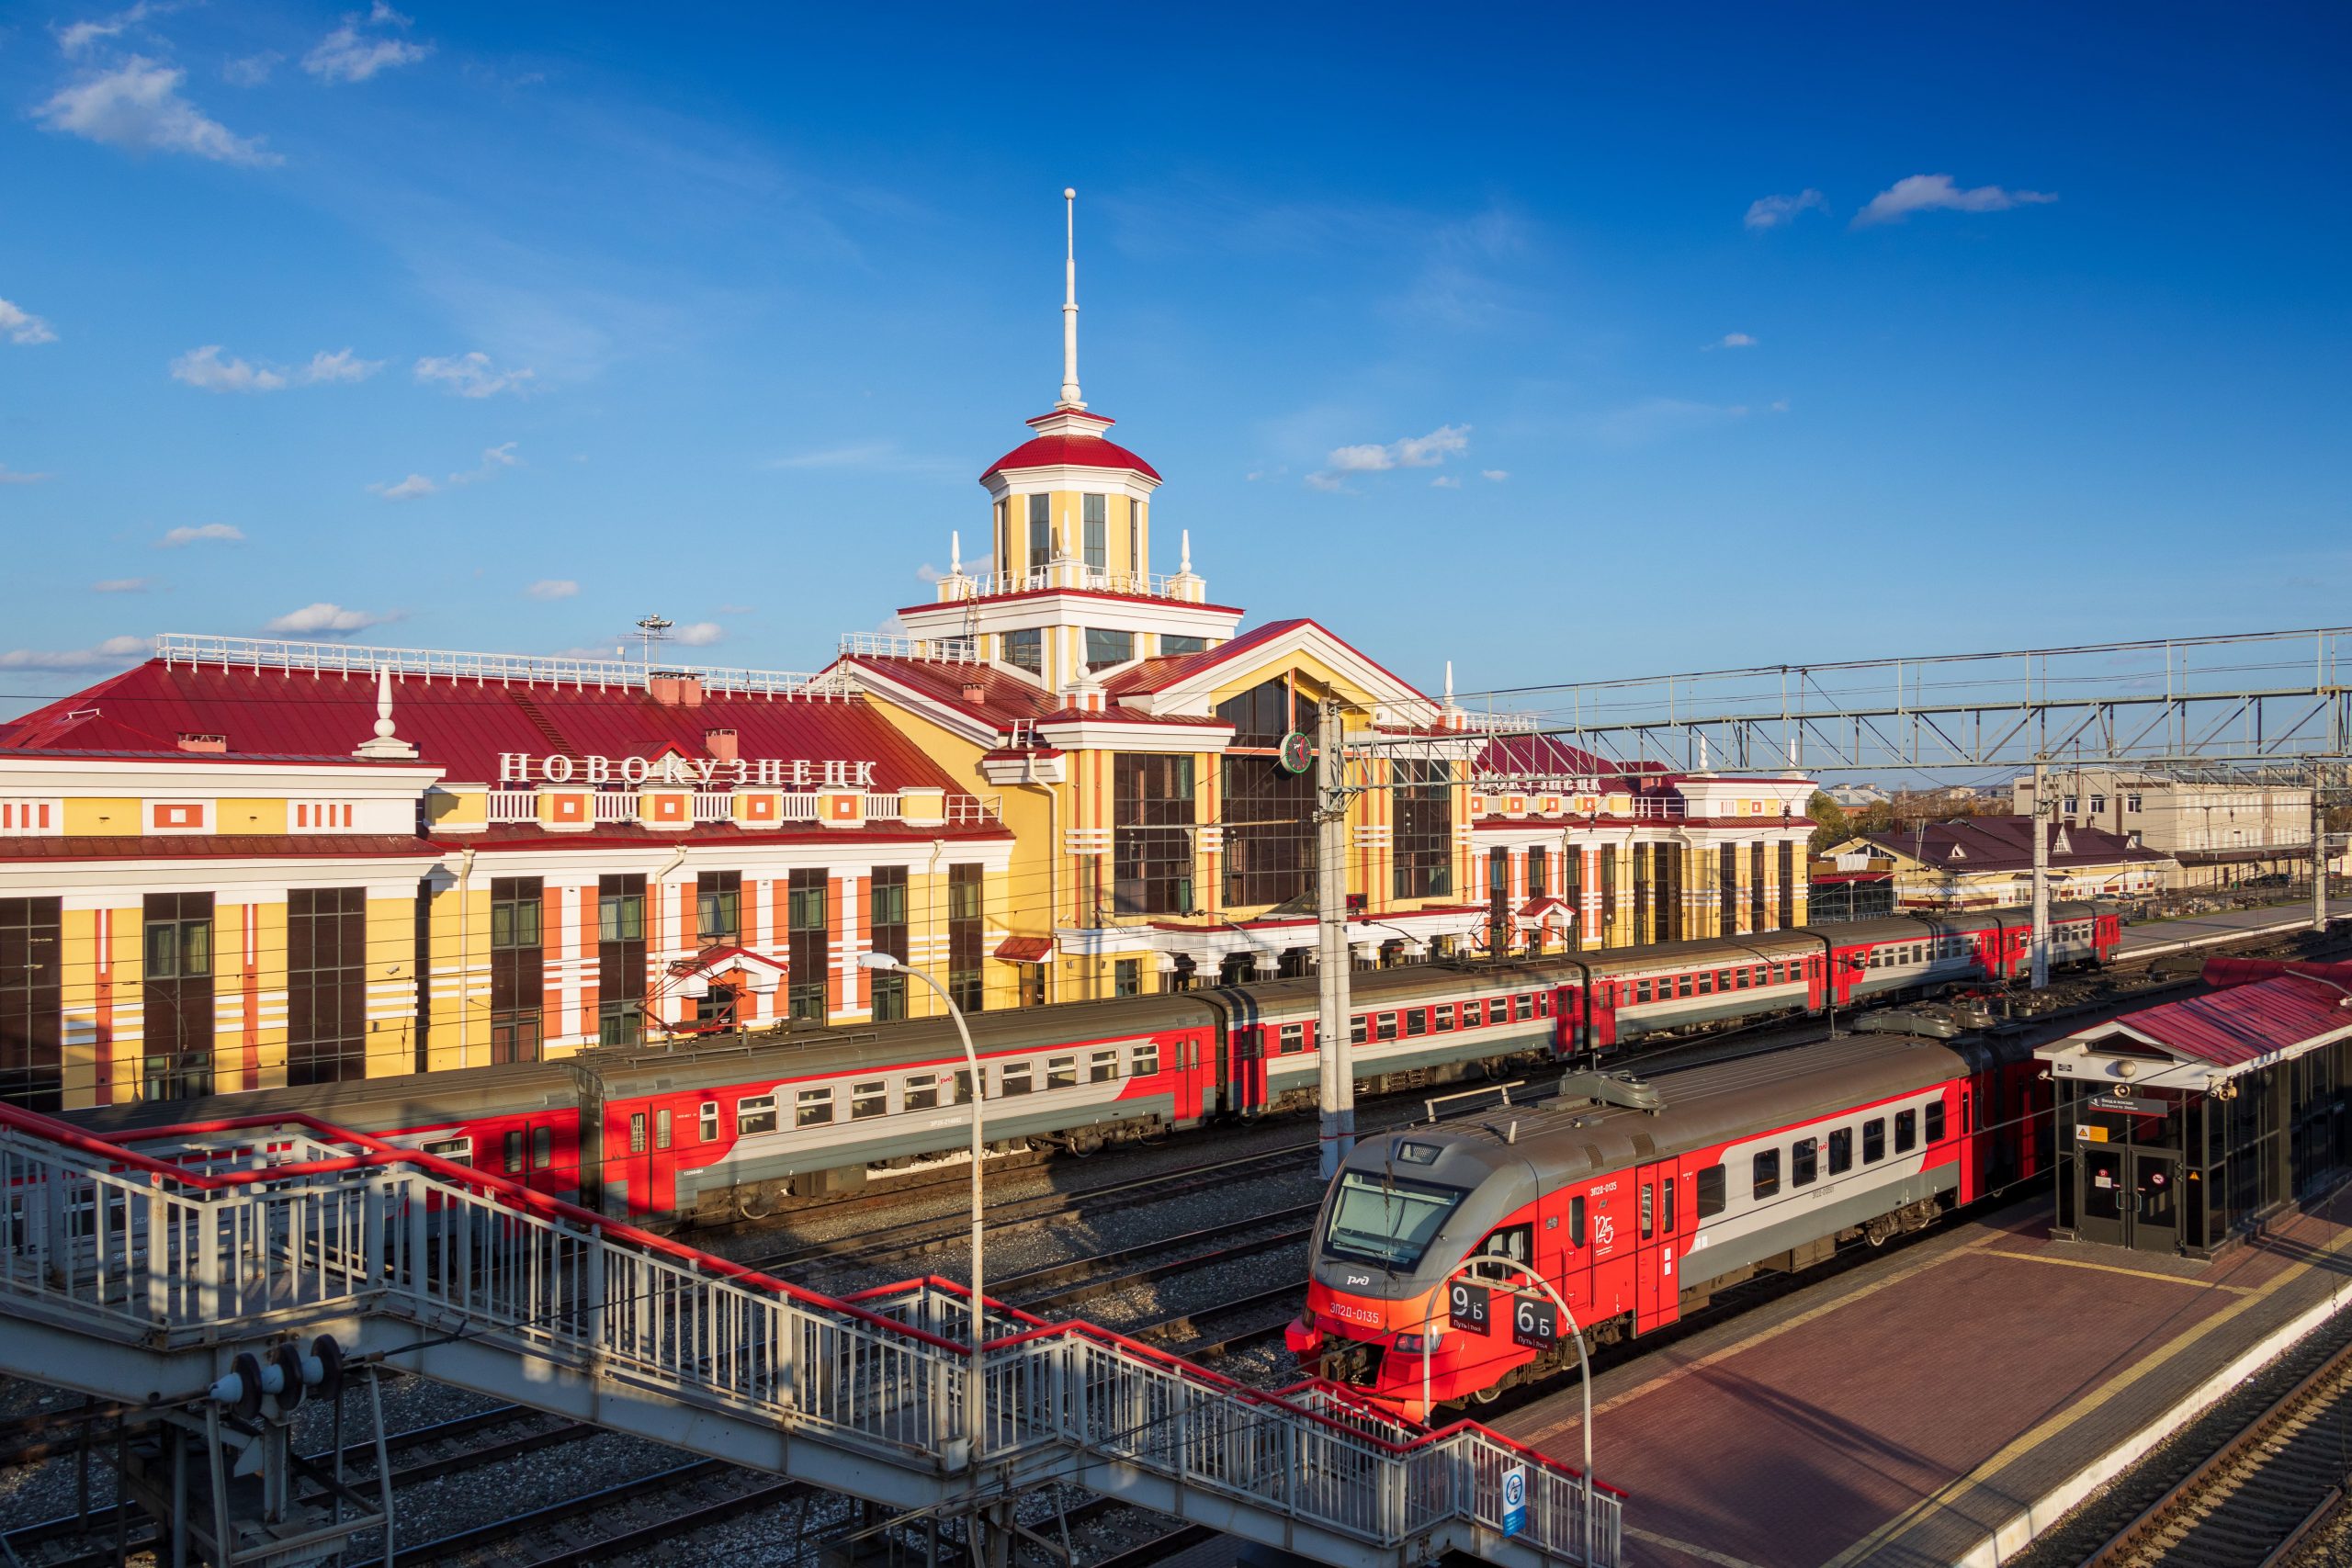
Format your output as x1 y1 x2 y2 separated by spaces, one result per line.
2114 898 2346 960
1495 1187 2352 1568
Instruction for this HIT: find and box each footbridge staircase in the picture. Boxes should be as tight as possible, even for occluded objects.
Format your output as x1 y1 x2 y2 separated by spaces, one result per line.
0 1106 1620 1567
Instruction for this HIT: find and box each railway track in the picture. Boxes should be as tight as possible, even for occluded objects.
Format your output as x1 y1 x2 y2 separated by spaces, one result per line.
2076 1319 2352 1568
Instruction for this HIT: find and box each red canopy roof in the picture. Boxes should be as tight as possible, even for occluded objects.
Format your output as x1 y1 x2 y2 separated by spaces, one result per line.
2095 975 2352 1071
982 434 1160 482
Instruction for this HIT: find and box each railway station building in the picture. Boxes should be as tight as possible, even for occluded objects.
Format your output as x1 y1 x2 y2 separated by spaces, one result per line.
0 202 1820 1110
2041 959 2352 1258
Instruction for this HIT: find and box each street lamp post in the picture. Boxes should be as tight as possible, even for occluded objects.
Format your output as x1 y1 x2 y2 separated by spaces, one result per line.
855 953 988 1472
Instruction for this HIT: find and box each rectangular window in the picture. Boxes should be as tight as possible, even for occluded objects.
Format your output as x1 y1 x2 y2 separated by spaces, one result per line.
531 1125 551 1170
1351 1015 1367 1044
1752 1149 1781 1199
1663 1176 1676 1233
1082 493 1107 570
1046 1055 1077 1089
491 883 543 949
1375 1013 1397 1042
1895 1108 1917 1154
1132 1041 1160 1077
695 871 741 945
1027 493 1051 570
738 1094 777 1137
1863 1117 1886 1163
596 999 641 1048
1568 1195 1588 1247
1697 1165 1726 1218
1405 1009 1428 1037
1114 958 1141 998
1778 841 1795 928
1217 678 1317 908
503 1129 524 1174
1003 627 1042 674
1391 761 1454 900
424 1136 471 1166
1827 1127 1852 1174
1127 502 1140 579
629 1112 648 1155
1432 1003 1453 1032
488 876 545 1065
1278 1023 1304 1054
1925 1100 1946 1143
655 1109 673 1150
287 886 368 1086
1514 994 1533 1021
851 1080 888 1120
1114 754 1195 914
699 1101 718 1142
1160 634 1206 656
141 891 215 1101
597 883 645 942
1792 1137 1818 1188
905 1074 940 1111
1697 972 1714 995
797 1087 835 1127
948 863 984 1013
1090 1049 1118 1081
870 864 909 1021
1084 627 1134 670
952 1069 974 1104
1640 1182 1654 1239
788 868 829 1022
1635 979 1652 1004
1001 1061 1033 1096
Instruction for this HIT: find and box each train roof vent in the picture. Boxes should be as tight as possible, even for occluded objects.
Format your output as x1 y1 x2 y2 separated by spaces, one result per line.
1552 1070 1667 1116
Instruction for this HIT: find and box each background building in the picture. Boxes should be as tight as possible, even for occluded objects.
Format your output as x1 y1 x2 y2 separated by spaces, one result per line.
1819 817 2176 910
2011 765 2316 889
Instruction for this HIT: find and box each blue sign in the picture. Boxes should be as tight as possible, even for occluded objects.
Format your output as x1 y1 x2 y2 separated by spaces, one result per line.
1500 1466 1527 1538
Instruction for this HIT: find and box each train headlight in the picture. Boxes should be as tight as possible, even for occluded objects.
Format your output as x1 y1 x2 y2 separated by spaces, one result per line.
1392 1329 1442 1354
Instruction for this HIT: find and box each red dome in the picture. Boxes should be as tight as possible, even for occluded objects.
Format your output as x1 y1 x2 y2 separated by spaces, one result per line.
981 434 1160 483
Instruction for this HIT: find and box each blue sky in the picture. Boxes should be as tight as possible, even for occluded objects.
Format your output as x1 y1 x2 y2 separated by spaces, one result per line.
3 3 2346 716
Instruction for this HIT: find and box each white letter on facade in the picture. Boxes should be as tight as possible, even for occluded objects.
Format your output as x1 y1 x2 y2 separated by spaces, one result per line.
585 755 611 786
500 753 533 784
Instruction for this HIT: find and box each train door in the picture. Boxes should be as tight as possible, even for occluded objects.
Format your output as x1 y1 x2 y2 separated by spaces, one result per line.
1806 954 1826 1011
1589 981 1618 1052
1236 1026 1269 1115
1634 1160 1682 1332
602 1100 658 1218
570 1062 608 1212
1583 1176 1634 1323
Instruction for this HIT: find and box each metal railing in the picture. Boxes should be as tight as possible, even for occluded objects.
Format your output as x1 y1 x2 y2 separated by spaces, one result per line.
836 632 980 662
0 1108 1618 1568
487 789 536 823
692 792 732 823
941 568 1196 603
154 633 836 699
593 792 636 824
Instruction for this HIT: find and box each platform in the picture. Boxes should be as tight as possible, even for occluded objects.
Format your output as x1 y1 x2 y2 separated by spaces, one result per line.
2112 897 2348 962
1494 1184 2352 1568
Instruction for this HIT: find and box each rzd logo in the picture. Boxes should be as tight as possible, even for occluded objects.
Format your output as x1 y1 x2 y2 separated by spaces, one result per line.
1594 1214 1616 1249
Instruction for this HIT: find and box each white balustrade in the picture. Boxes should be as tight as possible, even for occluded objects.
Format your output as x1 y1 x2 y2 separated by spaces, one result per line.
487 790 537 823
155 632 831 698
692 792 733 823
593 792 637 823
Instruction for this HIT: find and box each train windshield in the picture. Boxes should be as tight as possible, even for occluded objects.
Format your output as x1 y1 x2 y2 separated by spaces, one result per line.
1322 1171 1465 1270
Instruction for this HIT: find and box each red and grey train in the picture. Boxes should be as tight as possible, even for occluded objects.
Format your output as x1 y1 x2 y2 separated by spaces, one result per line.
65 905 2111 1224
1286 1027 2052 1420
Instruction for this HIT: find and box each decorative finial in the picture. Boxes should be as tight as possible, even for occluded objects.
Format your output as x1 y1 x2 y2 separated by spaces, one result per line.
950 529 963 575
1179 528 1192 574
1057 187 1084 411
1444 660 1454 703
353 664 419 760
374 666 396 739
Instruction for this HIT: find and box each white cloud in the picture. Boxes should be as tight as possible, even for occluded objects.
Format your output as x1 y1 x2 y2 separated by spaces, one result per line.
1394 425 1471 467
1855 174 2056 227
1481 469 1509 482
449 441 521 484
0 466 52 486
1304 472 1353 493
0 634 152 671
1770 399 1791 413
0 299 59 345
1313 423 1471 488
37 57 279 166
92 577 152 592
303 4 431 84
526 579 578 601
157 522 243 547
1430 475 1461 489
223 51 280 86
1326 443 1395 473
414 351 534 398
1745 189 1827 230
266 602 397 636
171 344 382 391
372 473 436 501
55 2 156 57
673 621 725 647
1713 332 1758 349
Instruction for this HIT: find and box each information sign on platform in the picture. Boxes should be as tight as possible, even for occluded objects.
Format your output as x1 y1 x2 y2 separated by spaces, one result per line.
1448 1280 1490 1333
1500 1465 1528 1537
1510 1293 1559 1351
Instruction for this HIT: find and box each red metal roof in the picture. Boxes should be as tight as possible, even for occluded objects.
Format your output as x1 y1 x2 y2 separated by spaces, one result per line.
981 434 1160 482
994 935 1054 962
2094 976 2352 1071
0 660 975 793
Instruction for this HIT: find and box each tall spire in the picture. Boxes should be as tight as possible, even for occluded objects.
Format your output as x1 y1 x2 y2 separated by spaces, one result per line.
1057 186 1084 410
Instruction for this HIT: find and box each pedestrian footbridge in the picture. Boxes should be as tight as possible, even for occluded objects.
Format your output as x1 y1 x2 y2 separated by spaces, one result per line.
0 1104 1619 1568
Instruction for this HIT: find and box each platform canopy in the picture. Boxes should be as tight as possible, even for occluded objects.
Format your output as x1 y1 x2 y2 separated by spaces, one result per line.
2039 966 2352 1094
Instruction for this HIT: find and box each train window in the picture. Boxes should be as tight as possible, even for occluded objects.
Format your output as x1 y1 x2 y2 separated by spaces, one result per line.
1091 1049 1120 1081
953 1070 975 1104
1568 1195 1587 1247
738 1094 778 1137
906 1074 940 1111
531 1126 552 1170
1640 1183 1654 1239
699 1101 718 1143
1959 1091 1970 1133
1536 993 1551 1017
1001 1063 1034 1097
1433 1005 1454 1032
1752 1149 1781 1199
852 1081 888 1120
655 1110 673 1151
1514 995 1533 1021
1862 1118 1885 1163
503 1130 524 1174
1046 1056 1078 1089
1479 1224 1532 1263
1132 1043 1160 1077
1924 1101 1945 1143
1376 1014 1398 1042
1696 1165 1726 1218
1734 969 1749 990
1696 973 1714 996
1279 1023 1304 1054
1351 1016 1368 1045
1662 1177 1676 1233
797 1088 835 1127
1635 980 1653 1004
1895 1109 1917 1154
1322 1171 1465 1269
1405 1010 1428 1037
628 1113 648 1155
1754 965 1768 986
1677 976 1694 999
1827 1128 1852 1175
424 1136 471 1167
1791 1138 1818 1188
